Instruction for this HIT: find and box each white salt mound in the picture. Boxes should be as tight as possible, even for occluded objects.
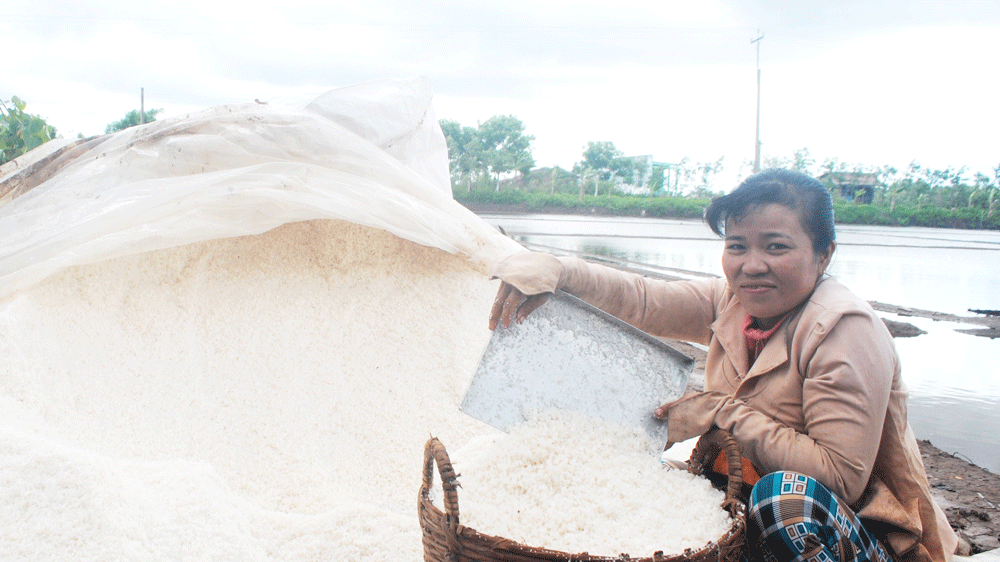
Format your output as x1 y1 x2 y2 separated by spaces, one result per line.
0 220 501 561
1 216 726 562
444 411 733 558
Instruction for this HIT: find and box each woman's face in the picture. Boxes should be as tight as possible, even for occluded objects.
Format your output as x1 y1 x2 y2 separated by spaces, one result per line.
722 203 834 329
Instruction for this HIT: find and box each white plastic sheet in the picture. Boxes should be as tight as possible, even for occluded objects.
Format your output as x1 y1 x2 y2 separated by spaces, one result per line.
0 77 521 300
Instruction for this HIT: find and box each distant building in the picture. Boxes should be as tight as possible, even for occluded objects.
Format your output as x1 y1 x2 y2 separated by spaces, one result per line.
819 172 878 204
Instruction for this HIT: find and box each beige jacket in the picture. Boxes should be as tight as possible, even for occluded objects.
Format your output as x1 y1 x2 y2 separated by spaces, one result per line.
553 256 958 562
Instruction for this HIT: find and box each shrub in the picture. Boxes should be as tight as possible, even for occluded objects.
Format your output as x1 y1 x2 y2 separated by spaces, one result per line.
0 96 57 165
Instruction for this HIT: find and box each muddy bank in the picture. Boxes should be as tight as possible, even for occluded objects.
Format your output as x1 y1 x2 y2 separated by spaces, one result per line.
920 440 1000 554
871 302 1000 339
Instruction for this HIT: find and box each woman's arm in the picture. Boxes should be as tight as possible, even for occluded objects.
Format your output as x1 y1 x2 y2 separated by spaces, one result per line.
489 252 726 343
489 251 723 341
555 255 722 343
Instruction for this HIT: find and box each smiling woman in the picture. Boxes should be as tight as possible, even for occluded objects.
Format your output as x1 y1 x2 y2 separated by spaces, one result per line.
706 170 836 331
488 168 962 562
719 204 832 329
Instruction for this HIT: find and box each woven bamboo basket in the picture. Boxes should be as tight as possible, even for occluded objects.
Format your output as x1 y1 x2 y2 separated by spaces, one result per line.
418 427 746 562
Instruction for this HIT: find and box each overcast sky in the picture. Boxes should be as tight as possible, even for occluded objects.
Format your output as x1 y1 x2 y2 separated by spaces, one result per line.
5 0 999 184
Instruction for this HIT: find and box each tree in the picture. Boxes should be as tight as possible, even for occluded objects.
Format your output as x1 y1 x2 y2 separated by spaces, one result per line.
892 161 931 210
513 149 535 187
676 157 698 193
791 148 814 174
440 119 482 192
697 157 725 192
615 155 650 188
105 108 163 134
648 163 667 196
762 154 790 170
0 96 57 165
877 165 904 211
582 141 623 181
736 158 755 185
820 157 848 176
581 142 655 195
476 115 535 191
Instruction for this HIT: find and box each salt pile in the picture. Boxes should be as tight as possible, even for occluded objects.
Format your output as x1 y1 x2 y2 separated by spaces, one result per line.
0 219 500 561
442 411 733 557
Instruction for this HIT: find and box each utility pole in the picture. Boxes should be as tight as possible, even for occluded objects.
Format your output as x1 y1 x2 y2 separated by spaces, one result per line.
751 31 764 173
140 88 145 125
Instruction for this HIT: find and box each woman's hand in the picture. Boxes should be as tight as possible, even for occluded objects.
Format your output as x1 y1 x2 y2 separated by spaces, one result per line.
487 251 564 329
488 282 551 330
655 391 733 447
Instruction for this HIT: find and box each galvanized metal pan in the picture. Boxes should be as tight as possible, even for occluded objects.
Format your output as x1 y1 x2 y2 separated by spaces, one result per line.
460 290 694 445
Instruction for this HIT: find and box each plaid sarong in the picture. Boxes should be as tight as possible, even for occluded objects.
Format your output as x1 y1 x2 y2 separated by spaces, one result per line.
747 471 891 562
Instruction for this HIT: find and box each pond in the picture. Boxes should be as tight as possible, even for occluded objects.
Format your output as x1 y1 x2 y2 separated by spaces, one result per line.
482 213 1000 473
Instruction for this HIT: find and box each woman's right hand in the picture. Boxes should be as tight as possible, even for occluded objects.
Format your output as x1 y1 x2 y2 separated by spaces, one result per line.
488 282 551 330
487 251 565 330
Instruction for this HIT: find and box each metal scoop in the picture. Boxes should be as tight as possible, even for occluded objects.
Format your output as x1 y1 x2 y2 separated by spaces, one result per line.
460 290 694 445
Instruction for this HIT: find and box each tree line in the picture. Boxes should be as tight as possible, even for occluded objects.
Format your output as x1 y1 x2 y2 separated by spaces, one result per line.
4 96 997 228
441 115 682 198
762 148 999 218
442 116 1000 227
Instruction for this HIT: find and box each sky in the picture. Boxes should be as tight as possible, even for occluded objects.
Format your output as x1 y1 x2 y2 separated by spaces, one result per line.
4 0 1000 187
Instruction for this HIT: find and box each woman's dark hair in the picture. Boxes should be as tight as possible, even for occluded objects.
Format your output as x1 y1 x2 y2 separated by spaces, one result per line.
705 168 835 254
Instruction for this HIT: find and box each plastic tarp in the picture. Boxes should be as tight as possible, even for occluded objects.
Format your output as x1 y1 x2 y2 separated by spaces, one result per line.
0 77 522 301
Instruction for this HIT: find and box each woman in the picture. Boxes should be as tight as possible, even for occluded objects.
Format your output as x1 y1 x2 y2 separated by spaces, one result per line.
488 169 959 562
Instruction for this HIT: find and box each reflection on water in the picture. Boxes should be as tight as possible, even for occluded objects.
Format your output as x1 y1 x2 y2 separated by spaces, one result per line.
484 214 1000 473
889 316 1000 473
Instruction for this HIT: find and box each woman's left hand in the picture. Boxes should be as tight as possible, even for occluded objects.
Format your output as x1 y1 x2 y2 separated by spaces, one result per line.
655 391 733 446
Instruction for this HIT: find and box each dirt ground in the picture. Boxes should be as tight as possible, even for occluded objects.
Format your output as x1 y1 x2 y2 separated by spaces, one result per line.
920 439 1000 554
669 332 1000 556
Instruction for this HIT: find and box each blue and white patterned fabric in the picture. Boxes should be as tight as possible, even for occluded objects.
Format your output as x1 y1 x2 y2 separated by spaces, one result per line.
747 471 892 562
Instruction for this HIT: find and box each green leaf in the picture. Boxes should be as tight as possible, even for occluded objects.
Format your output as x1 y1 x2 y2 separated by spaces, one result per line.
26 135 44 152
26 118 45 136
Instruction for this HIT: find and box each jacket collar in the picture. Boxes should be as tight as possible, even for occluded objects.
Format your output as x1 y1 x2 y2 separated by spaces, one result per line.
711 295 792 386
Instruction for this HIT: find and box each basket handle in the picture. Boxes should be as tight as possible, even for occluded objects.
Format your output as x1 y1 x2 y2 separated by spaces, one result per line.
687 427 745 513
421 437 462 530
